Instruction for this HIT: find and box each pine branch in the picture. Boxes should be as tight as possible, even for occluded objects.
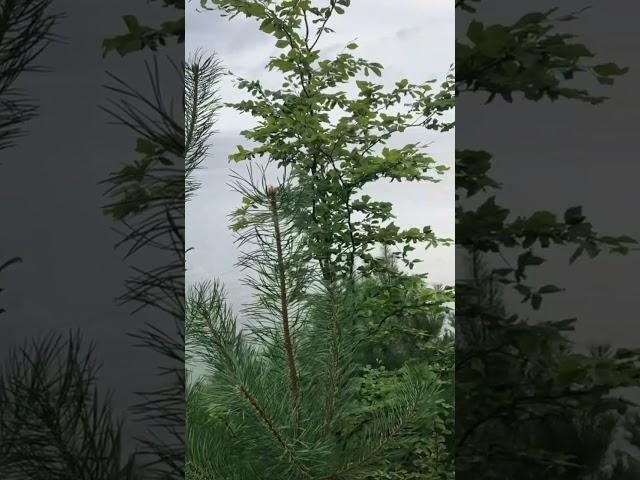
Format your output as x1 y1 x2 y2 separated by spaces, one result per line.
0 332 137 479
185 50 223 200
186 280 244 374
324 369 438 479
0 256 21 316
237 384 311 479
0 0 62 153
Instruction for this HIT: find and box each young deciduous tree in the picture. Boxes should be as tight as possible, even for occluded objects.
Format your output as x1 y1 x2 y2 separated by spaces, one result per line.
205 0 454 281
212 1 456 440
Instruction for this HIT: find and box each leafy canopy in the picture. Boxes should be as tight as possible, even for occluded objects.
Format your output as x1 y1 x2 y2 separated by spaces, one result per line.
205 0 454 281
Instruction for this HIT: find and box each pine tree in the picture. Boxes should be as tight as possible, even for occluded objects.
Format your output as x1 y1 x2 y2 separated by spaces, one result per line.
186 174 444 479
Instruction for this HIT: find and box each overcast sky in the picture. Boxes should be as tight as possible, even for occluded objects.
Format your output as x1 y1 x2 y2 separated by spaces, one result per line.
185 0 455 311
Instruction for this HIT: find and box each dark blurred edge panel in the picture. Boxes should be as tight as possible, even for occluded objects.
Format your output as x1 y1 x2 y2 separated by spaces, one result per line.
456 1 640 479
0 1 184 479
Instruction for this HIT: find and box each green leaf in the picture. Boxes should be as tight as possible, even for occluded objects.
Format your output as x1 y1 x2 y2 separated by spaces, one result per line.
244 3 267 18
259 19 275 34
513 12 547 28
564 206 584 225
467 20 484 43
531 293 542 310
122 15 141 31
396 79 409 89
593 62 629 77
538 285 563 294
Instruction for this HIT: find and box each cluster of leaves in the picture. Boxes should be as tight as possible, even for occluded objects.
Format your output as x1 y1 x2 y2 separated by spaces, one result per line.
456 2 640 479
103 0 184 57
456 6 628 104
205 0 453 281
350 261 454 480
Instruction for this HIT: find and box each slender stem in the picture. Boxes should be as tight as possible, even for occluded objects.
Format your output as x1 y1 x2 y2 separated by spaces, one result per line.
239 384 288 451
323 286 341 432
267 186 300 405
309 0 336 52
